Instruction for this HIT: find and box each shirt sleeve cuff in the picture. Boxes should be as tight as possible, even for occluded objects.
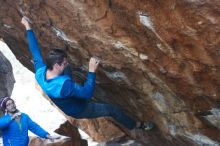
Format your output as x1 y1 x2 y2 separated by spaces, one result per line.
26 29 33 33
26 29 34 37
88 72 96 80
43 132 49 138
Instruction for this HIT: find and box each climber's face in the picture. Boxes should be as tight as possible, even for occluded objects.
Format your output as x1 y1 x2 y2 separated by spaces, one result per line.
5 99 17 113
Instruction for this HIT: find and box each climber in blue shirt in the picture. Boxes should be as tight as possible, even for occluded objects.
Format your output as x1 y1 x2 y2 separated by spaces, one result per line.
21 16 154 134
0 97 54 146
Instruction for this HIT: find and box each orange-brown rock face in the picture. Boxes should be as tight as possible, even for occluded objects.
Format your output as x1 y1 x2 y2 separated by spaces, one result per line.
0 0 219 145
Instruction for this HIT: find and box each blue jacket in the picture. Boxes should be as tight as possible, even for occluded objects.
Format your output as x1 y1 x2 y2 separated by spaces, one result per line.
26 30 96 116
0 113 48 146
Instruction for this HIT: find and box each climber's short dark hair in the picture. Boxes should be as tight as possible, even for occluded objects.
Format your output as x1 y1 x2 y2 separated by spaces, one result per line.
45 49 67 70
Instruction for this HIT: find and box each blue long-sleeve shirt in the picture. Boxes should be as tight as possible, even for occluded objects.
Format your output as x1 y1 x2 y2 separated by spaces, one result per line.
26 30 96 116
0 113 48 146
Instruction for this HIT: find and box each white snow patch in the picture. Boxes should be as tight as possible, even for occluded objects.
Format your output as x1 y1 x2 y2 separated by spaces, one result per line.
139 53 148 60
185 133 220 146
138 11 155 31
153 92 168 113
204 108 220 129
156 43 164 52
210 108 220 115
114 41 125 49
52 27 74 43
78 129 98 146
3 24 12 29
104 70 127 82
121 140 136 145
113 41 138 56
168 124 177 136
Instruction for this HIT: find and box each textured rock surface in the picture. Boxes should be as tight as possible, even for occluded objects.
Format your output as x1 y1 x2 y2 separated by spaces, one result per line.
54 121 88 146
29 136 70 146
29 121 88 146
0 0 219 145
0 51 15 98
